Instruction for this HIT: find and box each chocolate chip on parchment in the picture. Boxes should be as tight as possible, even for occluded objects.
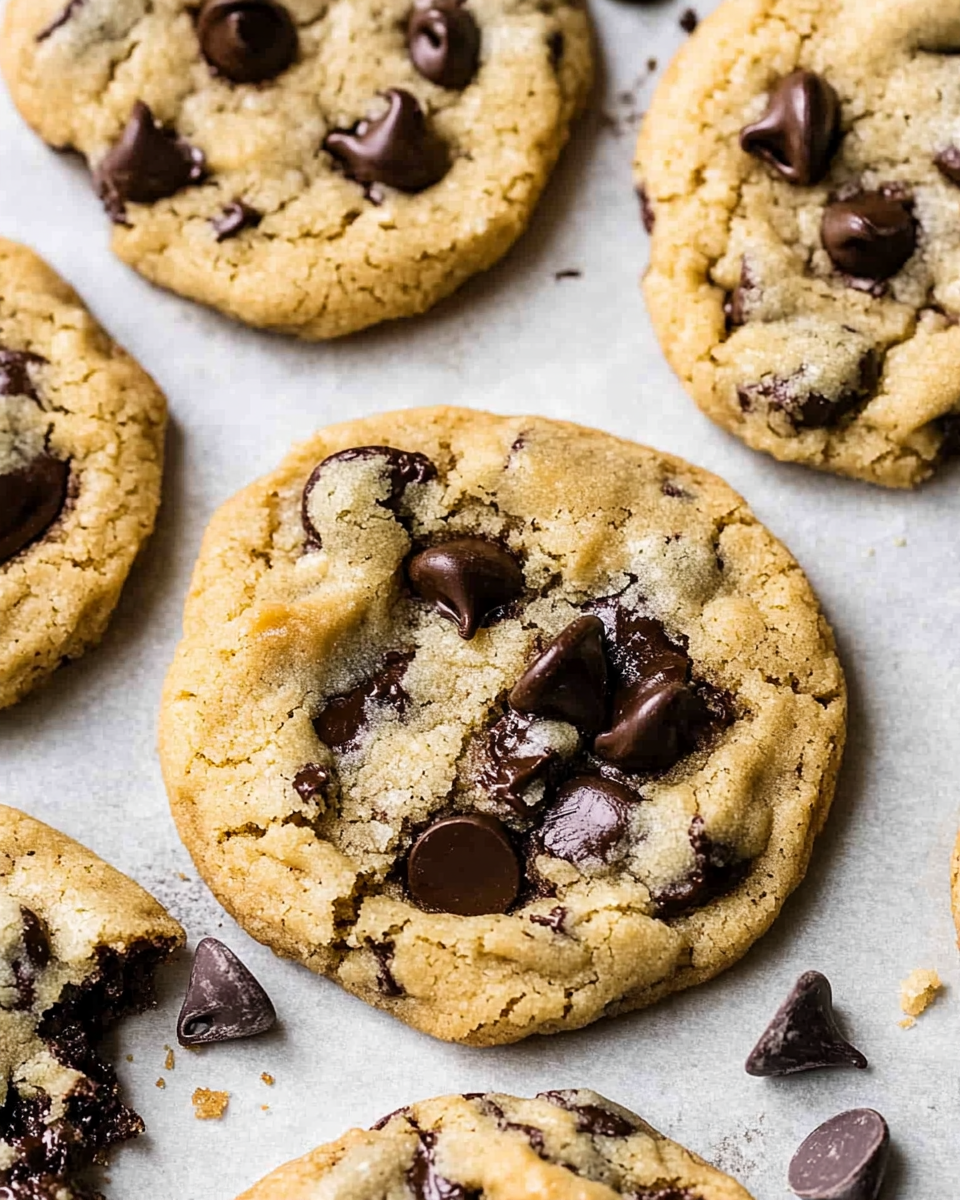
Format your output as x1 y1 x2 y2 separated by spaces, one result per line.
788 1110 889 1200
509 616 609 734
821 191 916 281
740 71 840 186
0 456 70 566
197 0 298 83
745 971 868 1077
408 537 523 639
325 89 450 193
177 937 277 1046
408 814 520 915
407 0 480 90
537 776 634 868
212 199 262 241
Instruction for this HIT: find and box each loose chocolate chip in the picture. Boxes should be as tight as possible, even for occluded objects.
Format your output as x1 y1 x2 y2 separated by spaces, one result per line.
537 776 634 868
408 1132 476 1200
177 937 277 1046
746 971 868 1077
594 680 706 773
679 8 698 32
407 0 480 90
529 905 568 933
313 651 413 751
94 102 205 223
212 199 262 240
822 192 916 281
325 89 450 193
197 0 298 83
740 71 840 186
292 762 330 801
481 714 556 813
408 814 520 915
509 616 609 734
0 349 44 400
0 455 70 566
935 145 960 186
37 0 85 41
537 1091 636 1137
789 1110 889 1200
408 537 523 639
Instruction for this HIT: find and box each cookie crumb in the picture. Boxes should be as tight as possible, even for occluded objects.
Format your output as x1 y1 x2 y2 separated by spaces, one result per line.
164 1046 175 1071
192 1088 230 1120
125 1054 134 1063
899 968 942 1019
899 1016 916 1030
261 1105 270 1112
261 1072 275 1086
679 8 698 33
178 872 189 881
156 1078 166 1089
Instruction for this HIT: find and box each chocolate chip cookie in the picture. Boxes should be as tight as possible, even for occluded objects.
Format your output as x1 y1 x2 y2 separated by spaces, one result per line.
233 1090 755 1200
159 407 845 1045
0 803 184 1200
635 0 960 488
1 0 592 339
0 238 166 709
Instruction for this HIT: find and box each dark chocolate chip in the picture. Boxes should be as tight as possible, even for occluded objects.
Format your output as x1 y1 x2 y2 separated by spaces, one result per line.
529 905 568 933
408 814 520 915
822 192 916 281
407 0 480 90
0 455 70 566
935 145 960 186
585 597 688 690
292 762 330 801
20 909 51 971
509 616 609 734
679 8 698 32
408 1131 476 1200
408 537 523 639
652 814 744 918
197 0 298 83
37 0 85 41
325 89 450 193
726 258 756 328
740 71 840 186
212 199 262 240
94 101 205 223
537 1091 636 1137
0 349 45 400
370 942 403 996
788 1110 889 1200
594 680 706 772
548 30 564 68
313 651 413 751
480 713 556 813
537 776 634 868
737 350 879 431
746 971 868 1077
177 937 276 1046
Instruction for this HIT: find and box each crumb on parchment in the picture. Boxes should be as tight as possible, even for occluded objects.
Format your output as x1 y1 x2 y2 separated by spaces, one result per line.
156 1079 166 1089
261 1073 275 1086
899 968 942 1025
193 1088 230 1120
164 1046 175 1071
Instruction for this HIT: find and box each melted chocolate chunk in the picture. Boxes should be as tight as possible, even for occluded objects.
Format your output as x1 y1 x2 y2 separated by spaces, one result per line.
292 762 330 801
480 713 557 813
37 0 85 42
529 905 568 933
408 537 524 639
725 259 756 329
509 615 609 734
407 814 520 915
370 942 403 996
935 145 960 186
740 70 840 186
407 1131 477 1200
746 971 868 1077
652 815 745 918
478 1098 547 1156
822 191 916 281
0 349 44 400
537 1091 636 1137
20 910 51 971
197 0 298 83
212 199 262 240
325 89 450 193
407 0 480 90
537 776 635 868
594 680 706 773
177 937 276 1045
788 1110 889 1200
0 455 70 567
313 651 413 750
737 351 879 431
94 102 205 223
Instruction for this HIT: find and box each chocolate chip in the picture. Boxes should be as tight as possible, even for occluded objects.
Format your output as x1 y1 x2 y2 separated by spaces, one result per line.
822 191 916 281
481 713 556 813
292 762 330 801
935 145 960 186
197 0 298 83
594 680 706 773
212 199 262 240
313 651 413 751
407 0 480 90
529 905 568 933
370 942 403 996
746 971 868 1077
408 814 520 915
94 102 205 223
408 1132 475 1200
509 616 609 734
325 89 450 193
371 1105 412 1130
679 8 698 32
20 909 51 970
537 1091 636 1137
740 71 840 186
726 259 756 328
37 0 85 41
537 776 634 868
0 349 44 400
408 537 523 639
789 1110 889 1200
652 815 744 918
738 350 879 431
637 185 655 233
177 937 277 1046
0 455 70 566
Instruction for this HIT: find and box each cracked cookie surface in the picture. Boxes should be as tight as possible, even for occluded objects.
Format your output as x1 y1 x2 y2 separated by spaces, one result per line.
635 0 960 488
0 804 184 1200
1 0 592 340
0 238 166 709
234 1090 755 1200
159 407 845 1045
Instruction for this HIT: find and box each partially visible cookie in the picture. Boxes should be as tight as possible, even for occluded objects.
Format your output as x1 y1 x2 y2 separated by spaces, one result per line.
636 0 960 488
0 804 185 1199
160 407 845 1045
1 0 593 339
235 1090 755 1200
0 238 166 709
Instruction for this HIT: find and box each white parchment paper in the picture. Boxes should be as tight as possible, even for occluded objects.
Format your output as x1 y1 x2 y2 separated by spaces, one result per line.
1 1 957 1195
